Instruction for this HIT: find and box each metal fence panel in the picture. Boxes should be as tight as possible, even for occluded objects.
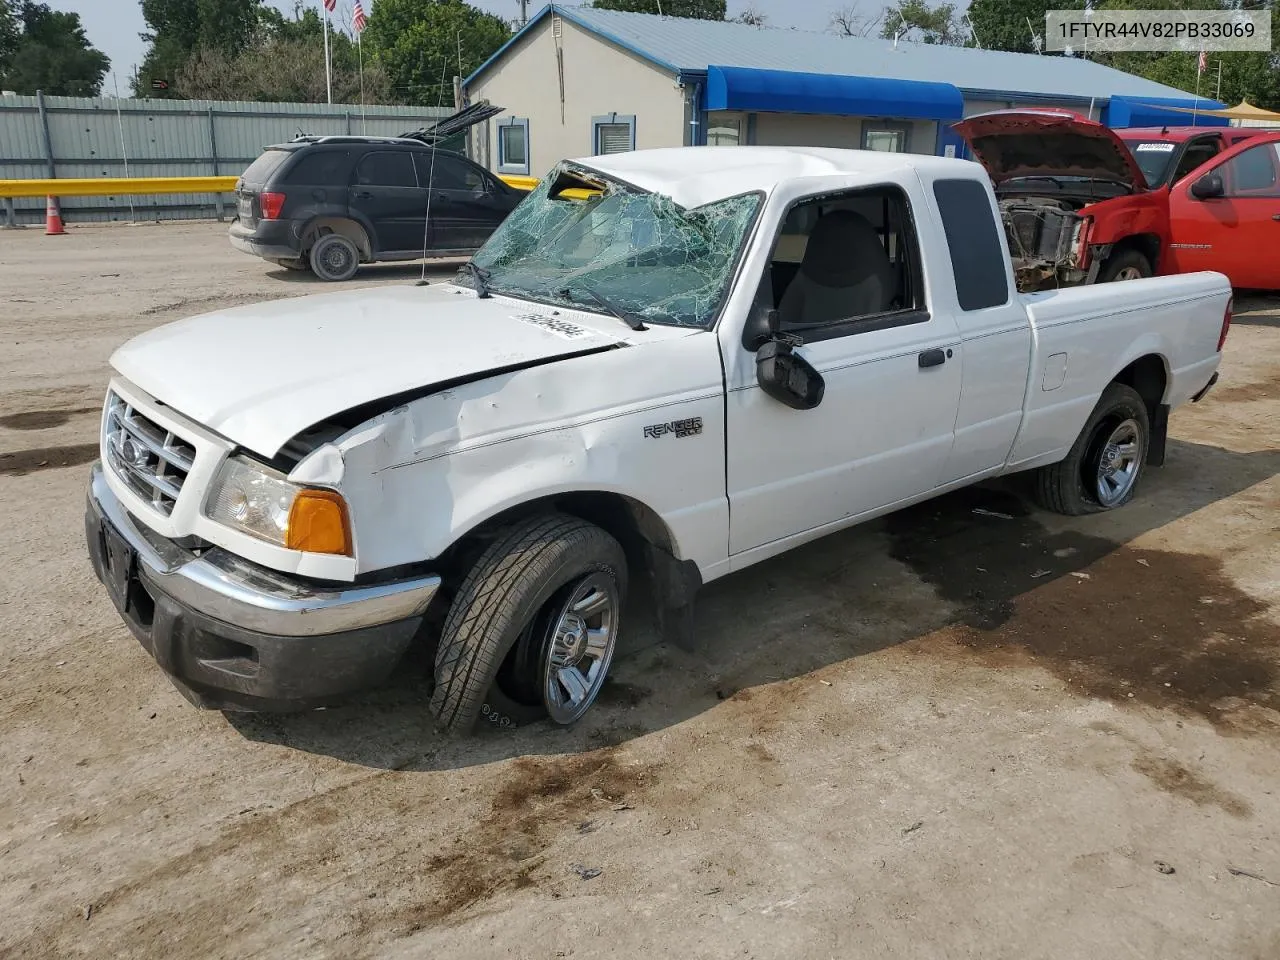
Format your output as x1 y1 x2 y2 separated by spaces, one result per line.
0 94 452 224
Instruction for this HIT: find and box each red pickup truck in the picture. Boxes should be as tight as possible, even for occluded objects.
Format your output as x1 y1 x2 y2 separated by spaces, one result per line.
954 110 1280 291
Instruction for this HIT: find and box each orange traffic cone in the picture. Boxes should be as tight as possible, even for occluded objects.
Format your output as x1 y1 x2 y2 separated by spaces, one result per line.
45 196 65 235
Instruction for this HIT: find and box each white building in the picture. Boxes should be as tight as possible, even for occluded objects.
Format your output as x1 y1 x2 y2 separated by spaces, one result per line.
463 4 1226 178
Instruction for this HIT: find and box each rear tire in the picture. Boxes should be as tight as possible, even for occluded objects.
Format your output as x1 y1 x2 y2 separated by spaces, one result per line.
1033 383 1150 516
430 514 628 736
1098 249 1152 283
309 233 360 282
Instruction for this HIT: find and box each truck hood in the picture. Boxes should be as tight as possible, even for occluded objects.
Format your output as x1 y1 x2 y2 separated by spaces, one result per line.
953 110 1149 191
110 284 656 457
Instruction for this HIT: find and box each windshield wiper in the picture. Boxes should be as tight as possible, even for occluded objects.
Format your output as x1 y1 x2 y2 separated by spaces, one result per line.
559 284 647 332
458 261 492 298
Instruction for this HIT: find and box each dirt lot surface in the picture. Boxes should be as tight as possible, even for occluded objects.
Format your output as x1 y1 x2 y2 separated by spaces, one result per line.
2 221 1279 959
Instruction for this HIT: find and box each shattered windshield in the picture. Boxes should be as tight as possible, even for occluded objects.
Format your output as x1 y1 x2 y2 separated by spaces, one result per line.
470 163 761 329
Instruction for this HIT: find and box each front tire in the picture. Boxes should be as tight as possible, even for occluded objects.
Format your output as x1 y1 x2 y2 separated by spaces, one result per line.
429 514 628 736
309 233 360 282
1098 249 1152 283
1033 383 1150 516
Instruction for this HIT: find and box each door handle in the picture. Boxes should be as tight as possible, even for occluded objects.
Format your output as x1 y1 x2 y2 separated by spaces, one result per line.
918 348 947 368
354 190 374 199
1272 214 1280 221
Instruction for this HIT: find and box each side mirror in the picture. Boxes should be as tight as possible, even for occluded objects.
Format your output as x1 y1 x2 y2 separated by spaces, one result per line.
1190 172 1224 200
756 338 825 410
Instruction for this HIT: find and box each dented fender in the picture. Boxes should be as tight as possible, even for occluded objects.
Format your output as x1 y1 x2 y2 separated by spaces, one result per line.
290 330 732 580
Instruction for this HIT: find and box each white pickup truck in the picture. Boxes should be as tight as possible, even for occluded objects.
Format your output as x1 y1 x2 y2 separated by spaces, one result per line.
86 146 1231 734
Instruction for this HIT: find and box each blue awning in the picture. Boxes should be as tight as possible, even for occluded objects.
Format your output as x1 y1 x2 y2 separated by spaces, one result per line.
1105 94 1229 128
706 65 964 121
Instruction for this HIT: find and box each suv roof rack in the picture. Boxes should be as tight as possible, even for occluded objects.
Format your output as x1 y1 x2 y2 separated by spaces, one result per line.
285 134 425 145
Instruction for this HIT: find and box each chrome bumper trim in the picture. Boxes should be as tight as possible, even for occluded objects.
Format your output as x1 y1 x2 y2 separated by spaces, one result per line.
89 463 440 637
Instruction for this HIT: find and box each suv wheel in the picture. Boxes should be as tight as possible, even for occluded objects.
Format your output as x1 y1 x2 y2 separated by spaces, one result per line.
309 233 360 282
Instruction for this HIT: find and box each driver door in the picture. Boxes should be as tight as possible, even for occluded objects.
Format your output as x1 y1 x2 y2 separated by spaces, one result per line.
1167 135 1280 289
723 184 962 558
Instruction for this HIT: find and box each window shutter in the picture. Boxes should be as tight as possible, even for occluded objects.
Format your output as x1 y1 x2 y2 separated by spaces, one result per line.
597 123 632 155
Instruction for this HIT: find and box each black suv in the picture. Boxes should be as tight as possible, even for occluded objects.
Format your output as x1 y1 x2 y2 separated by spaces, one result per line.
229 136 525 281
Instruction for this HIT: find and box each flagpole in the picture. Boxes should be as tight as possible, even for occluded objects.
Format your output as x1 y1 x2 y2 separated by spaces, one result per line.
1192 50 1202 125
358 33 366 133
323 1 333 105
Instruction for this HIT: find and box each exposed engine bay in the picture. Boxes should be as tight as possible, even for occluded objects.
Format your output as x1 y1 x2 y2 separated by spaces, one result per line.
999 196 1089 292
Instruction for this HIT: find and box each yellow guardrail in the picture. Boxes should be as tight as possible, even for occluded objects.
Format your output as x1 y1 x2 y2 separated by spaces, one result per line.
0 176 241 199
1 174 538 200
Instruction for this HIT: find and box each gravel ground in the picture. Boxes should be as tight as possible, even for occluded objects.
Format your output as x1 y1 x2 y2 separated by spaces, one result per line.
1 221 1278 960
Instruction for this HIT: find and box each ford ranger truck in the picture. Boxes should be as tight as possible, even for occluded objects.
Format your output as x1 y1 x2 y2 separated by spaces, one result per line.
85 146 1232 735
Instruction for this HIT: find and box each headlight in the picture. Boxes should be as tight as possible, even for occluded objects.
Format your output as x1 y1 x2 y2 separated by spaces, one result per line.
206 455 351 555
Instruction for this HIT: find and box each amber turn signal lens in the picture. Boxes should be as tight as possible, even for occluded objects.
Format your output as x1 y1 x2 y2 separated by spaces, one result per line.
286 489 352 555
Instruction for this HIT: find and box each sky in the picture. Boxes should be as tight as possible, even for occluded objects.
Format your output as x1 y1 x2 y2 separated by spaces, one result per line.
56 0 888 93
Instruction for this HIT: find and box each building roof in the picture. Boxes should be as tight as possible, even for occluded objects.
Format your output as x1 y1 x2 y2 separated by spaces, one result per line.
469 4 1203 105
569 145 974 208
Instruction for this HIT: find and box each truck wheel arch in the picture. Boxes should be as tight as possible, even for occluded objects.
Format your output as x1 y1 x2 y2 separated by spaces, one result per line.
1111 353 1169 465
300 216 372 261
1097 234 1161 280
433 491 702 647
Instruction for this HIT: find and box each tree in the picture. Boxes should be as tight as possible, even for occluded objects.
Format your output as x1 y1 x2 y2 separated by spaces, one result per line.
879 0 967 44
830 6 882 36
591 0 727 18
0 1 19 82
176 38 390 104
731 7 767 26
362 0 511 106
0 2 109 96
967 0 1059 53
136 0 265 96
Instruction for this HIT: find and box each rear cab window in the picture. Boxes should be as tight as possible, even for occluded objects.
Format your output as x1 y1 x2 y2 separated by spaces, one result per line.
931 178 1011 311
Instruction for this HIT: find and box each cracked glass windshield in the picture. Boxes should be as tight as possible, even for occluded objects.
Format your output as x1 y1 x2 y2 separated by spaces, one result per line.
469 163 761 328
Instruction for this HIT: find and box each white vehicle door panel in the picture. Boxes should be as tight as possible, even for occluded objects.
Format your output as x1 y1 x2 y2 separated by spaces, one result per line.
725 319 962 555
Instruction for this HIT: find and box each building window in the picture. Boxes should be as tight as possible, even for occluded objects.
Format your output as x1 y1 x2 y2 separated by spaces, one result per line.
862 122 911 153
496 117 530 175
707 115 742 146
592 114 636 155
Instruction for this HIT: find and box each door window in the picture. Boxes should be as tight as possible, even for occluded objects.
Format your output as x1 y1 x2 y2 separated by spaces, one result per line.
354 151 417 187
417 153 487 191
1221 142 1280 197
1170 139 1221 184
764 186 925 339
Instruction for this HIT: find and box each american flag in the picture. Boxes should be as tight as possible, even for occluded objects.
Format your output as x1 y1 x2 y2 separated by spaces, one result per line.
1198 49 1207 74
322 0 336 12
353 0 367 32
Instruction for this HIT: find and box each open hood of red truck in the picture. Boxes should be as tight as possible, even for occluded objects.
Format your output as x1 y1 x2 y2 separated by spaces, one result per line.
953 110 1149 191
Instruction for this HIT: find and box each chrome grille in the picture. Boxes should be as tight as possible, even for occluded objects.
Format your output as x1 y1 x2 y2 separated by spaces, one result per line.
104 392 196 516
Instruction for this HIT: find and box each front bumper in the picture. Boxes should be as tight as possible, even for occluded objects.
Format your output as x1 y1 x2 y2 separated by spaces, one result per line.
85 462 441 711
